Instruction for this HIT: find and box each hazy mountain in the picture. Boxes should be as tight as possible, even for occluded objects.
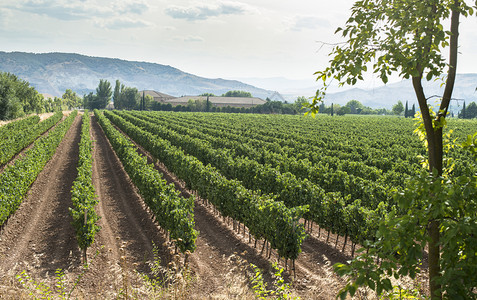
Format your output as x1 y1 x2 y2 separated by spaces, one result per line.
323 74 477 112
0 51 273 99
236 74 477 112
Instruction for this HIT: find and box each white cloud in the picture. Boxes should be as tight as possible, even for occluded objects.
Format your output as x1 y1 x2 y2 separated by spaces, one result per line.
100 17 152 30
164 2 248 21
115 0 149 15
7 0 110 21
5 0 150 22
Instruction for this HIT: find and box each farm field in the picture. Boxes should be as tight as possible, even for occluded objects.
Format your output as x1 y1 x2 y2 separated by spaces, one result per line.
0 110 476 299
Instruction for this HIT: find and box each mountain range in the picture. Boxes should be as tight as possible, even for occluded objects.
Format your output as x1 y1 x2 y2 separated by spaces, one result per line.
0 51 273 99
0 51 475 111
234 74 477 111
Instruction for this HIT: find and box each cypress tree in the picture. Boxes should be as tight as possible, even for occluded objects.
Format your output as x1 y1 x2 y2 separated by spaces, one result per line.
404 101 409 118
461 101 466 119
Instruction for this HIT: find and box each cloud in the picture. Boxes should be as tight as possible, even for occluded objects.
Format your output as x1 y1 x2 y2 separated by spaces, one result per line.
100 18 152 30
115 0 149 15
164 2 247 21
6 0 149 22
7 0 110 21
290 16 330 32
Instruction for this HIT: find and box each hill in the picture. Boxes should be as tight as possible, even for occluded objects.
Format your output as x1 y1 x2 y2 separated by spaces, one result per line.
0 51 273 99
321 74 477 111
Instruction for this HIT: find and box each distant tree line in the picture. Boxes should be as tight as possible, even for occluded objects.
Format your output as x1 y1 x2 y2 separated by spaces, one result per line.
317 100 395 116
149 95 309 115
458 101 477 119
83 79 153 110
0 72 81 120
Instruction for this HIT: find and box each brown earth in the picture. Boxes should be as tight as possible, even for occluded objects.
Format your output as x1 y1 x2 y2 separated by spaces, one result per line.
0 112 424 299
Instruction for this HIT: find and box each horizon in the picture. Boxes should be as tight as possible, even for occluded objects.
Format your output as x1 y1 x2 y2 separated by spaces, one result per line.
1 0 476 84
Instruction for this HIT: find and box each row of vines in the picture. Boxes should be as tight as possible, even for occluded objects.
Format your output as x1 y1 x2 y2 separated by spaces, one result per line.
106 110 477 259
0 111 76 226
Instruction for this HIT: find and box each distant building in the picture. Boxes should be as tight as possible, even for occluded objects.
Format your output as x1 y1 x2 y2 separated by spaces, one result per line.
168 96 266 108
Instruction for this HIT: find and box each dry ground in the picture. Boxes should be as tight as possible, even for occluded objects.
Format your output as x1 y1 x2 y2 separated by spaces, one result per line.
0 113 425 299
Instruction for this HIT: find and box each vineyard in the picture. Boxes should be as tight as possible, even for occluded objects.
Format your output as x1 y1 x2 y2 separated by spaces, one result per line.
0 110 476 299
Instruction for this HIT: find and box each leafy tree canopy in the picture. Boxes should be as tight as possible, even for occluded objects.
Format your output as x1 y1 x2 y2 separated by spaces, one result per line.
465 101 477 119
392 100 404 115
62 89 82 109
310 0 477 299
345 100 364 114
222 90 252 98
0 72 43 120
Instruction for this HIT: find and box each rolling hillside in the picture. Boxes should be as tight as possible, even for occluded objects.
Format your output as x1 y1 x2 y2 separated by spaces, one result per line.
0 51 273 99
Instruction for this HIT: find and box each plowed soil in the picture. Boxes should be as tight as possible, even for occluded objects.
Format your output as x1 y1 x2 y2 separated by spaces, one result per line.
0 113 376 299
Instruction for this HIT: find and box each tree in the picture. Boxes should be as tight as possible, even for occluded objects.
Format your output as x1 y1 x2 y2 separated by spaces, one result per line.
318 102 326 113
222 90 252 97
311 0 477 299
295 96 310 113
405 101 409 118
83 92 97 110
466 101 477 118
336 106 350 115
94 79 112 109
345 99 364 114
392 100 404 116
411 103 416 117
62 89 82 109
0 72 43 120
121 87 140 110
113 80 121 107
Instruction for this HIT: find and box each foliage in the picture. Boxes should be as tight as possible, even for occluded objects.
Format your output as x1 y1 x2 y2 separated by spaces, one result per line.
336 106 351 116
0 112 62 165
0 72 44 120
96 79 112 108
345 100 364 114
95 110 198 253
222 90 252 97
0 111 77 226
392 101 404 116
463 101 477 119
62 89 82 109
113 79 121 105
334 132 477 299
311 0 477 298
294 96 310 113
104 110 308 260
84 79 112 109
249 263 299 300
70 111 100 251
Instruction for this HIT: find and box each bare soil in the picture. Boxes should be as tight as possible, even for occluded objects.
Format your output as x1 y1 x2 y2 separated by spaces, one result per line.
0 112 423 299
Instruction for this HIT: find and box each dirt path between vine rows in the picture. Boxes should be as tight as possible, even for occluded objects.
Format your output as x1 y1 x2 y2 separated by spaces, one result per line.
0 114 83 296
125 127 354 299
0 112 375 299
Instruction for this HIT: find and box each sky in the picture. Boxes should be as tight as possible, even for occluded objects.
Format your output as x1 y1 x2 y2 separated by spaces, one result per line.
1 0 476 88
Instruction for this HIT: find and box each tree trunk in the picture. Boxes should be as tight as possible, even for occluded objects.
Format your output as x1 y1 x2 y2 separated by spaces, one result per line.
410 5 460 299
